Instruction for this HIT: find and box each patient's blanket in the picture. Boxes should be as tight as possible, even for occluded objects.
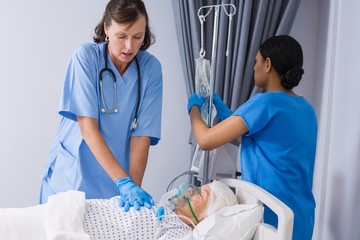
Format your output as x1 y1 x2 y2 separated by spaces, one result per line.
0 203 47 239
0 190 90 240
85 196 191 240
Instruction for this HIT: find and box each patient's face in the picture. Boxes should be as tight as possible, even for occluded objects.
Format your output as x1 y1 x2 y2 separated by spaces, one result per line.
174 184 211 227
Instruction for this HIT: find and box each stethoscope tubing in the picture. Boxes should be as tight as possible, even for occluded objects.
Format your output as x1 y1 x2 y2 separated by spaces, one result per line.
99 42 141 130
99 66 117 113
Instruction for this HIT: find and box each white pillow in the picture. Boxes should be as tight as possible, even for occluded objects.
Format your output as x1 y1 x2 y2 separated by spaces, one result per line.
191 204 264 240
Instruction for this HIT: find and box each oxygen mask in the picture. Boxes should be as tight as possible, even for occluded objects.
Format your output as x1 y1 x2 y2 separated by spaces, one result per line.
168 183 201 209
156 183 201 226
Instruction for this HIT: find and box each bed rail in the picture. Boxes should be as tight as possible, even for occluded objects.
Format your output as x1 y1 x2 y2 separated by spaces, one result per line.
219 178 294 240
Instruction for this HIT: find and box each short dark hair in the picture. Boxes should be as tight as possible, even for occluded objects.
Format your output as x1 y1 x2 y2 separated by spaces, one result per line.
93 0 155 50
259 35 304 89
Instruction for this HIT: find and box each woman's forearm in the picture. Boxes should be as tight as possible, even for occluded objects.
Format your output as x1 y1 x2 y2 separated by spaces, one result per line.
77 116 127 181
190 107 248 150
129 136 150 186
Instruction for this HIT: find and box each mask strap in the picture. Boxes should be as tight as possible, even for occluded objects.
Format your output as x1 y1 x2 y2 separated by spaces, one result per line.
186 196 200 223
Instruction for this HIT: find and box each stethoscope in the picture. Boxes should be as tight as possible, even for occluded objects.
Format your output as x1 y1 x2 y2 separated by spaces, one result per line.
99 43 141 131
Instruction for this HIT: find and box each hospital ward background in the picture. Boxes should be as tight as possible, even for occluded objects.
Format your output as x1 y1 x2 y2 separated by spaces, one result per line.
0 0 359 239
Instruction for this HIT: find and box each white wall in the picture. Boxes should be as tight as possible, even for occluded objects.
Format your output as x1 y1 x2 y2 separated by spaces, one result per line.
292 0 360 238
0 0 104 207
290 0 319 103
312 0 360 239
0 0 189 207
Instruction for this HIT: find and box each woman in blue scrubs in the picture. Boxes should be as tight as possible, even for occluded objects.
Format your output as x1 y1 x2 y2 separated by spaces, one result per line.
187 35 317 240
40 0 162 212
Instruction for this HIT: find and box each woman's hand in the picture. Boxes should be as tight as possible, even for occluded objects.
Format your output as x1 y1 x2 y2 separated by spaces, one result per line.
187 93 206 114
116 177 155 212
212 93 233 121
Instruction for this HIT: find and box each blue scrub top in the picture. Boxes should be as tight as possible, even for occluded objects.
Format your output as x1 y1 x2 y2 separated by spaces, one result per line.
233 92 317 240
40 42 163 202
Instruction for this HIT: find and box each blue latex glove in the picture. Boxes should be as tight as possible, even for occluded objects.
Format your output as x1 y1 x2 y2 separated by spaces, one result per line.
187 93 206 114
213 93 233 121
115 177 154 212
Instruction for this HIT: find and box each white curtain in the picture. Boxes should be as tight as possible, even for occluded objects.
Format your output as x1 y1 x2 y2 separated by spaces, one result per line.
313 0 360 239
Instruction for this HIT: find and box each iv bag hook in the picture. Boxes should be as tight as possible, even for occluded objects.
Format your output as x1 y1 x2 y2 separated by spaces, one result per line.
197 4 237 58
199 16 206 58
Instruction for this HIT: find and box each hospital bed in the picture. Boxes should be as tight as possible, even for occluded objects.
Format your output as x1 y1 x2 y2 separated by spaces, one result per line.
0 178 293 240
219 178 294 240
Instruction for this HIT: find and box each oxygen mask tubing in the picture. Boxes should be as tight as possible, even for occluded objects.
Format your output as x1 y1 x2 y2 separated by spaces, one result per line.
157 183 201 224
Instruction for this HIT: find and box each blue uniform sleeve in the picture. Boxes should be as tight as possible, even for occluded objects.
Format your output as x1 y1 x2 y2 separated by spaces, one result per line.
59 44 99 121
131 55 163 145
233 93 274 135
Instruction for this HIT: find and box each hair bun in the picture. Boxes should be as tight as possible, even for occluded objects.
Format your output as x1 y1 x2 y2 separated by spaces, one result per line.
281 67 304 89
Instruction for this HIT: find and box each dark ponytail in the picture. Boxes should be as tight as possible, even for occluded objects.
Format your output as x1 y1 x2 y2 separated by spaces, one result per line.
259 35 304 90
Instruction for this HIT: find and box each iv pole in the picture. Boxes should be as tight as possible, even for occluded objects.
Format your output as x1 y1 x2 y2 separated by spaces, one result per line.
197 4 236 184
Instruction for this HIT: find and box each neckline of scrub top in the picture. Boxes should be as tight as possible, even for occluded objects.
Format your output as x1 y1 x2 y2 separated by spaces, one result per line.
105 48 139 86
272 91 305 100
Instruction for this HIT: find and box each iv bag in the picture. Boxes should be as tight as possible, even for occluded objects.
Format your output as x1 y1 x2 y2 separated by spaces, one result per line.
194 57 217 124
191 57 217 173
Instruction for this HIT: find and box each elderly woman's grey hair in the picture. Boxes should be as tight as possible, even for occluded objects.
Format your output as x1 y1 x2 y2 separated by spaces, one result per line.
204 180 238 217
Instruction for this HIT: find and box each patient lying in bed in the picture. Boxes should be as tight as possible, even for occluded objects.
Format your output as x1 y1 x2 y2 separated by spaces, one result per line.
0 180 239 240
